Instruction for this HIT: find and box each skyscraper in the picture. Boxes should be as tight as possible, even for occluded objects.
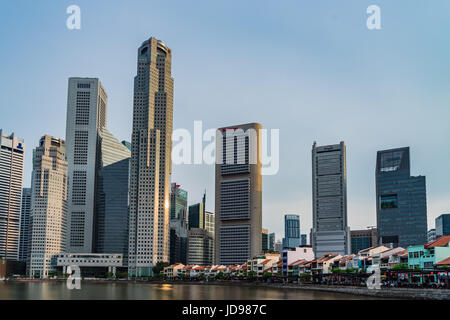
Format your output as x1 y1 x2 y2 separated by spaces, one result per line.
187 228 213 266
215 123 262 265
188 203 204 230
28 136 68 278
66 78 107 253
436 214 450 239
95 131 131 255
0 130 25 261
350 228 378 254
19 188 31 262
376 147 427 248
282 214 301 249
311 141 350 258
128 38 174 276
169 183 188 265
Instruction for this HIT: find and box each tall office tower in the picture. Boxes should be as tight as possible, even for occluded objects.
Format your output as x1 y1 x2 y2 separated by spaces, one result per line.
268 232 275 251
262 228 269 252
350 228 378 254
205 211 215 236
376 147 427 248
169 183 188 264
436 214 450 239
215 123 262 265
427 229 436 243
282 214 301 249
66 77 107 253
0 130 25 261
189 202 204 229
311 141 350 258
95 131 131 255
187 228 213 266
28 136 68 278
128 38 174 276
300 234 307 246
19 188 32 262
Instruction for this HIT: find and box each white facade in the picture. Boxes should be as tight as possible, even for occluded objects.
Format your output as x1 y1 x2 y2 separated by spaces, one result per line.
66 78 107 253
28 136 68 278
282 246 314 274
128 38 174 277
0 130 25 261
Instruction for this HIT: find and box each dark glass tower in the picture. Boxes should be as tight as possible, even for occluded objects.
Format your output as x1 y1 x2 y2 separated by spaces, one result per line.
435 214 450 239
376 147 427 248
283 214 301 249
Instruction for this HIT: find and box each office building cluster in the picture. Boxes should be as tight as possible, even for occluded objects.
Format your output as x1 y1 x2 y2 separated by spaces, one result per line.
0 36 448 279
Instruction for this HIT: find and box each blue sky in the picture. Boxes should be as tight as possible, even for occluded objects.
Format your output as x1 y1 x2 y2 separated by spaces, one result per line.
1 1 449 240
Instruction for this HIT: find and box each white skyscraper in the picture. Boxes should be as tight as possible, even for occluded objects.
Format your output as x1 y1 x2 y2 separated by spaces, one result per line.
128 37 173 276
65 78 107 253
0 130 25 261
311 141 350 258
28 136 68 278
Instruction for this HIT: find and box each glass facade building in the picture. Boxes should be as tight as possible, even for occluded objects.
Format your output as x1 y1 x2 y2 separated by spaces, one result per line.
436 214 450 239
376 147 427 248
283 214 301 249
169 183 188 264
95 130 131 256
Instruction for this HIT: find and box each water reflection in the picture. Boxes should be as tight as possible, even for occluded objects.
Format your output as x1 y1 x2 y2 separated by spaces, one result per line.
0 282 382 300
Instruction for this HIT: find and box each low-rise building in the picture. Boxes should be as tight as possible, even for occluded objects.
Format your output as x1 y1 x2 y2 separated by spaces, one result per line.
408 236 450 270
55 253 122 277
282 246 314 275
164 263 185 278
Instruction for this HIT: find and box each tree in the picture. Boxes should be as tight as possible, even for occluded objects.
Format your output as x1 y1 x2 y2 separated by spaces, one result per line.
152 262 169 275
392 264 408 271
215 271 224 279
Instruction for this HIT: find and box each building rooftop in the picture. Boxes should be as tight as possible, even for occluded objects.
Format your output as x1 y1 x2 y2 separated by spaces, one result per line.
424 235 450 249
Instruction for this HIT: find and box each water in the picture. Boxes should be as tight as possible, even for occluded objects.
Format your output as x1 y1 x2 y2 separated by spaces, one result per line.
0 281 382 300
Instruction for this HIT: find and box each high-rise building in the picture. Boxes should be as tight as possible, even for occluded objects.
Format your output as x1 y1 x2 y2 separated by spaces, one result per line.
169 183 188 264
128 37 174 276
19 188 32 262
65 77 107 253
282 214 301 249
215 123 262 265
95 132 131 255
262 228 269 252
269 232 275 251
205 211 215 236
376 147 427 248
28 136 68 278
350 228 378 254
0 130 25 261
436 214 450 239
311 141 350 257
427 229 436 243
187 228 213 266
274 239 283 253
188 203 204 230
300 234 307 246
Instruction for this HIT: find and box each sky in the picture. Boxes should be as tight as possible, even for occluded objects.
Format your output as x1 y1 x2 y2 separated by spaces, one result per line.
1 1 449 241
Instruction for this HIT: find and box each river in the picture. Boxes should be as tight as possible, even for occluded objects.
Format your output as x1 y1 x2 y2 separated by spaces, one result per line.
0 281 384 300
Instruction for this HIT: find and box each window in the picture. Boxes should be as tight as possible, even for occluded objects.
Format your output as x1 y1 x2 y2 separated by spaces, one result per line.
380 194 398 209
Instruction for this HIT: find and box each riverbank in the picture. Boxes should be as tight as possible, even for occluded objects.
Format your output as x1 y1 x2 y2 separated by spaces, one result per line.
6 278 450 300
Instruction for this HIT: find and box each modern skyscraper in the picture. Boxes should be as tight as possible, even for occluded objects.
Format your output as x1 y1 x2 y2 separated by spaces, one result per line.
435 214 450 239
187 228 213 266
427 229 437 243
262 228 269 252
28 136 68 278
215 123 262 265
95 131 131 255
205 211 215 237
311 141 350 257
0 130 25 261
19 188 32 262
350 228 378 254
188 203 204 230
128 37 174 276
282 214 301 249
269 232 275 251
300 234 307 246
66 77 107 253
169 183 188 265
376 147 427 248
